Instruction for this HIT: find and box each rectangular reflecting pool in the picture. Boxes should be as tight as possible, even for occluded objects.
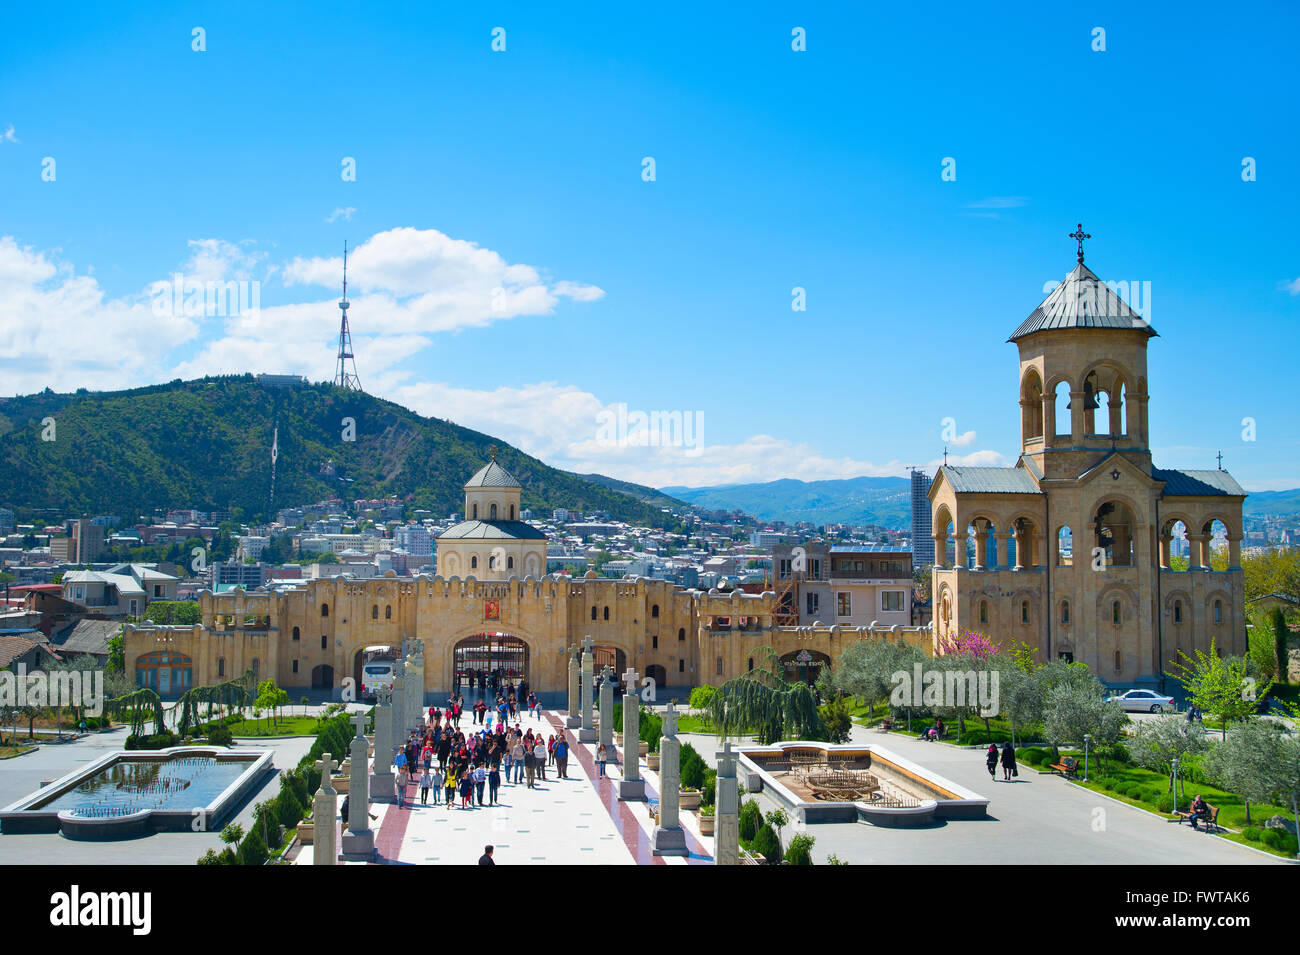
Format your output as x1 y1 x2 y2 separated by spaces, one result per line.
1 747 274 839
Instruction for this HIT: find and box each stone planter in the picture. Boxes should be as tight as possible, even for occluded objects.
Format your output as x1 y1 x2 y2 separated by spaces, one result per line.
334 776 350 794
638 741 649 757
697 811 715 836
296 822 314 845
679 789 701 810
646 753 660 772
614 733 622 747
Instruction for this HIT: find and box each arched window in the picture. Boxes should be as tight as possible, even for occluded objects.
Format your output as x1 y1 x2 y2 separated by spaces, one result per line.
385 605 392 619
715 657 723 676
372 605 378 619
1174 601 1182 624
651 604 660 618
510 505 515 520
217 657 225 678
292 626 300 641
1114 650 1122 672
679 628 686 642
490 503 498 520
321 635 328 650
1112 600 1121 625
1022 370 1044 441
321 603 329 618
471 555 478 569
1061 600 1070 625
652 635 658 649
472 504 478 519
1021 601 1029 625
1214 600 1222 624
591 606 598 621
747 656 754 672
603 606 610 621
507 556 514 569
1057 526 1073 567
979 601 989 625
251 658 260 679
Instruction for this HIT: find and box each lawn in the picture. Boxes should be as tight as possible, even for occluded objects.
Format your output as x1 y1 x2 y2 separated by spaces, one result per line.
227 716 323 737
0 743 37 758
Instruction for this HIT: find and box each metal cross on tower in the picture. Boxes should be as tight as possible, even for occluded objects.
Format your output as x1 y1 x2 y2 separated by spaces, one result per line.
334 240 363 390
1069 223 1092 264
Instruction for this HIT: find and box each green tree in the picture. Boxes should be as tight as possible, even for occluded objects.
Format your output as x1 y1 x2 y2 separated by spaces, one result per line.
1272 608 1292 684
1128 715 1209 796
1042 679 1126 765
1167 637 1274 740
825 637 923 720
1202 717 1289 825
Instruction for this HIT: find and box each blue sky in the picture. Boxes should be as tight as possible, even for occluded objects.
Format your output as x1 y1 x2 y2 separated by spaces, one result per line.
1 1 1297 491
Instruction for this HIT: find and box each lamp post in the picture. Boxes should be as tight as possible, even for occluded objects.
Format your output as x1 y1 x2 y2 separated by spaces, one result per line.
1083 733 1091 782
1172 758 1180 814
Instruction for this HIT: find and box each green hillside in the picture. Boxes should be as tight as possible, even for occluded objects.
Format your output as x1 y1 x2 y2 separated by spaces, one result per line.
661 476 912 528
0 376 683 526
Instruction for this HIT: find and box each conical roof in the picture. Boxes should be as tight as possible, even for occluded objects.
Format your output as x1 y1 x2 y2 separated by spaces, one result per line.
464 458 521 489
1009 263 1157 342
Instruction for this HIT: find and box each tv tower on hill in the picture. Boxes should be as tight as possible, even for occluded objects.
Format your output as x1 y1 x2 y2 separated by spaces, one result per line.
333 239 363 390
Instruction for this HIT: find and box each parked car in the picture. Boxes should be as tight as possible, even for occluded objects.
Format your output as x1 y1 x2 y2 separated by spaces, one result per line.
1105 689 1176 713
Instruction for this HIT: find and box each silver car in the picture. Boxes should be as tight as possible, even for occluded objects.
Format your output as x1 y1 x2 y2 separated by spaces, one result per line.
1105 689 1176 713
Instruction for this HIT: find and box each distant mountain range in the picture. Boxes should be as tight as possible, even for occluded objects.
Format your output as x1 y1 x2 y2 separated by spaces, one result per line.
664 475 1300 530
0 376 686 527
662 476 912 528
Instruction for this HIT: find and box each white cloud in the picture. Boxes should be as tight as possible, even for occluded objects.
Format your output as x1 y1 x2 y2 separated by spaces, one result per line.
1 124 17 144
967 196 1027 209
1283 277 1300 295
326 207 355 223
948 429 977 448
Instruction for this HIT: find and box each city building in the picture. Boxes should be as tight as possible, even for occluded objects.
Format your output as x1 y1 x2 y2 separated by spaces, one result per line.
910 469 934 566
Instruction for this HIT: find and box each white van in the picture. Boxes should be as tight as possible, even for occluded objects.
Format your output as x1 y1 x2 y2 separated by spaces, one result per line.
361 660 396 700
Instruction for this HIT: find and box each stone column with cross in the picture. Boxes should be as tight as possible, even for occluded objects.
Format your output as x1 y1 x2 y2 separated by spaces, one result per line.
407 639 426 731
578 635 597 742
598 664 615 754
370 686 395 802
618 665 645 799
390 671 406 756
565 642 582 729
714 741 740 865
652 700 688 855
312 753 339 866
340 711 375 860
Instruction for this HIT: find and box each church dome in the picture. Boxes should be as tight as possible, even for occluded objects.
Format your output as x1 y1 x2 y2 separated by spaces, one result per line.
464 458 522 489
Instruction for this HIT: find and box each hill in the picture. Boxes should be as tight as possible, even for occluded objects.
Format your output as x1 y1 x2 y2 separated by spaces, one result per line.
661 476 912 528
0 376 684 526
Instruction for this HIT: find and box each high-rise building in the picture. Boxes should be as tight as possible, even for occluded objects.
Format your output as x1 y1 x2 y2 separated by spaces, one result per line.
910 470 934 565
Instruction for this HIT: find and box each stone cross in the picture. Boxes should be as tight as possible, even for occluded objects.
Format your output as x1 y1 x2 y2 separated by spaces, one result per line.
581 634 595 654
618 665 644 797
578 636 597 742
347 713 371 840
372 689 393 778
565 642 582 729
714 741 740 866
651 699 687 855
312 753 339 867
598 664 615 753
390 675 406 753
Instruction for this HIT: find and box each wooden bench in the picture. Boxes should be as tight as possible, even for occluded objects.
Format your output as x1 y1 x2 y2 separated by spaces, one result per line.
878 717 895 732
1174 806 1220 833
1048 756 1078 778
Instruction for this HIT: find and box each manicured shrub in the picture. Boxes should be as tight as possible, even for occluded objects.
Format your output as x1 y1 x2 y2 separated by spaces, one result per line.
238 824 269 866
689 685 716 711
739 799 762 842
1243 826 1263 843
702 769 717 807
1018 747 1043 765
679 742 707 790
1259 828 1282 849
784 833 815 865
752 823 781 864
208 723 234 746
1155 793 1174 813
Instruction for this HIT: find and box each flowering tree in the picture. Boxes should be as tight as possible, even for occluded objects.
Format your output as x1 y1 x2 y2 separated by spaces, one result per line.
939 631 1001 661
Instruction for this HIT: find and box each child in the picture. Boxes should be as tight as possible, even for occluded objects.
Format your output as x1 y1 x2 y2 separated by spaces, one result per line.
419 768 432 804
596 743 608 778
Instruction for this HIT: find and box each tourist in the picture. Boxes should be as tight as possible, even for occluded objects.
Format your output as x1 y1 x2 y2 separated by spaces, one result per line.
512 736 527 784
524 744 536 789
422 740 433 772
473 762 488 806
459 767 474 808
444 765 458 808
1000 741 1018 781
488 761 501 805
1189 793 1213 830
395 764 409 808
478 844 495 865
554 735 569 779
431 764 445 805
596 743 608 778
419 767 432 804
393 746 408 775
985 744 999 780
528 691 539 720
534 737 548 782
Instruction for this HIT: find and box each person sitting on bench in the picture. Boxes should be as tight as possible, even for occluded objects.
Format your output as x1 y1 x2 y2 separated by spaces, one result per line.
1188 794 1213 830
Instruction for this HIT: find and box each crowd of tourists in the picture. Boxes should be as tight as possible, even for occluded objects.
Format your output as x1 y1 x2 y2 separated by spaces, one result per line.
389 688 573 809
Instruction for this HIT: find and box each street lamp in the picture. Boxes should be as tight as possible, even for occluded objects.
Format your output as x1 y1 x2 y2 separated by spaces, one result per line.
1172 758 1180 814
1083 733 1091 782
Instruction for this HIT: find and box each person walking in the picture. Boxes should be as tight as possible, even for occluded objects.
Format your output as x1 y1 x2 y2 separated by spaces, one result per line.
985 743 999 780
524 746 536 789
512 737 526 784
554 736 570 779
533 738 548 783
596 743 608 778
431 764 445 805
460 767 474 808
444 765 458 808
488 763 501 805
1000 741 1018 781
395 764 409 809
419 767 432 805
473 762 488 806
478 844 495 865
